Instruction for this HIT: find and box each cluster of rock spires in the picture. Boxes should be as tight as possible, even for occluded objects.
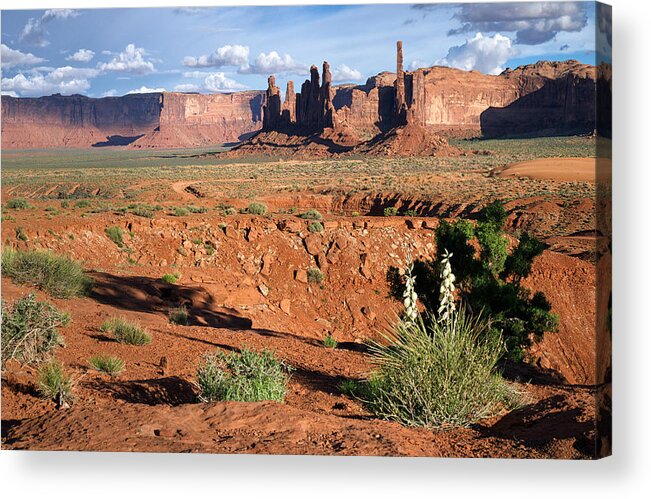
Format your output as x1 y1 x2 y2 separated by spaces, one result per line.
263 61 336 132
254 41 458 157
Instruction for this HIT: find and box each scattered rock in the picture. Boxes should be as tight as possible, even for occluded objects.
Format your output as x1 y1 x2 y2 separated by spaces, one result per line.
279 299 291 315
295 268 308 284
258 283 269 297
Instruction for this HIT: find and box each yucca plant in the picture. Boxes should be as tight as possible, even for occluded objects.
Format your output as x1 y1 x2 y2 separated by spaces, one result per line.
101 317 151 345
37 359 75 408
89 354 125 376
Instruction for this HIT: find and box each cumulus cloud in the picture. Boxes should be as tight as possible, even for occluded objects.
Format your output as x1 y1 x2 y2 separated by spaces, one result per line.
438 33 517 75
1 44 46 69
407 59 429 71
245 51 307 75
98 44 156 74
101 89 118 97
331 64 363 83
2 90 19 97
19 9 79 47
183 45 249 69
2 65 99 97
448 2 588 45
66 48 95 63
126 86 166 94
175 71 246 93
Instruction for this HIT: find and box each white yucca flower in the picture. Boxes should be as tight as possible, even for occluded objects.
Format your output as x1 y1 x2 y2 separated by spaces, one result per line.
437 249 456 322
403 258 419 323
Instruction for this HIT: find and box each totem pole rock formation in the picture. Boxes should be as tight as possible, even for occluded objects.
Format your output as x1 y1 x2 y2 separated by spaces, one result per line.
394 40 408 126
281 81 296 124
262 75 282 130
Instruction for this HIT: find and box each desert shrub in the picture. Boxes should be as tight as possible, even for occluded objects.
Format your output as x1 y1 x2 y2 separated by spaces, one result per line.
171 207 189 216
37 359 74 407
308 221 324 233
1 248 92 298
105 226 124 248
196 347 291 402
169 305 189 325
101 317 151 345
74 199 92 209
299 209 322 220
60 200 69 209
403 209 418 217
161 272 180 284
89 354 124 376
186 205 208 214
351 211 360 217
6 197 30 210
390 200 558 361
383 207 398 217
246 202 267 215
323 333 338 349
222 206 237 216
132 205 153 218
1 294 70 365
363 309 520 428
307 267 324 284
15 227 28 241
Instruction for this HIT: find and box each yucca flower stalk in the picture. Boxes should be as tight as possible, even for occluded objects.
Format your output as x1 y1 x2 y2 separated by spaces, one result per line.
403 258 419 323
438 249 456 322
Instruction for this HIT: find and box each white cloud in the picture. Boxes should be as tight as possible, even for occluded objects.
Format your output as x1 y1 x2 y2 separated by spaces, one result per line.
438 33 517 75
2 90 19 97
2 66 99 97
98 44 156 74
101 89 118 97
175 71 246 93
126 86 166 94
331 64 363 83
19 9 80 47
1 44 46 69
66 48 95 63
245 51 307 75
448 2 588 45
183 45 249 69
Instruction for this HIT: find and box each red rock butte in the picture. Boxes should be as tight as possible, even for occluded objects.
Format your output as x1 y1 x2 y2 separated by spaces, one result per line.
1 42 608 150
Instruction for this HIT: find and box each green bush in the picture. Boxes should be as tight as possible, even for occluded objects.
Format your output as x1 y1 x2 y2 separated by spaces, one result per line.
37 359 75 407
392 200 558 361
74 199 92 209
1 294 70 364
6 197 30 210
383 207 398 217
308 221 324 233
169 305 189 325
196 347 291 402
105 226 124 248
362 310 521 428
299 209 323 220
15 227 28 241
61 200 69 209
323 333 338 349
222 206 237 216
161 272 180 284
186 205 208 214
1 248 92 298
246 202 267 215
171 207 189 217
89 354 125 376
307 267 324 284
101 317 151 345
403 209 418 217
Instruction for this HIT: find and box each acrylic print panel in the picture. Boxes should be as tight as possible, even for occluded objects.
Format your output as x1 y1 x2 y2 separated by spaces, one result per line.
0 1 611 459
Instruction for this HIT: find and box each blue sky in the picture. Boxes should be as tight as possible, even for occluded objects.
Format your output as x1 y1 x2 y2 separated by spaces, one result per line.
1 2 605 98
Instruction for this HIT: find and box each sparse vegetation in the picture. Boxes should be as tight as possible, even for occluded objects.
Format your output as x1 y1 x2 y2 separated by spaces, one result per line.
196 347 291 402
6 197 30 210
101 317 151 345
74 199 92 209
186 205 208 214
89 354 125 376
171 206 189 216
1 294 70 365
222 206 237 216
307 267 324 284
1 248 92 298
169 305 189 325
308 221 324 233
246 202 267 215
37 359 75 407
161 272 180 284
383 206 398 217
323 333 338 349
299 209 322 220
15 226 28 241
105 226 124 247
